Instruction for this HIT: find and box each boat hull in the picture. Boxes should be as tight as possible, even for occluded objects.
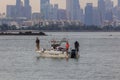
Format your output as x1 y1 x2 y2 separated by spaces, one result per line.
36 50 69 58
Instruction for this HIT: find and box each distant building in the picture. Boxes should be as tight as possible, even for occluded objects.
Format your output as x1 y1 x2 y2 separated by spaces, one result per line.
22 20 33 27
85 3 93 25
49 4 59 20
58 9 67 20
6 0 32 19
105 0 113 10
24 0 32 19
79 8 84 23
16 0 23 17
32 13 41 20
98 0 106 26
93 7 101 26
66 0 81 20
0 17 27 27
6 5 16 18
118 0 120 7
40 0 50 20
105 10 113 22
52 4 58 20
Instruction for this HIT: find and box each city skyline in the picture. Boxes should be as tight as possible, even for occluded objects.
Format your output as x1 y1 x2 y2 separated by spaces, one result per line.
1 0 120 28
0 0 117 13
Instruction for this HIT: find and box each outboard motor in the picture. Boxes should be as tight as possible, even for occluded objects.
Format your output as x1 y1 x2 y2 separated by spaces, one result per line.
70 49 77 58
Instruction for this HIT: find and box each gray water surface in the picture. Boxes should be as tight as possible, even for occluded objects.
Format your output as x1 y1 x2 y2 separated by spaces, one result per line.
0 32 120 80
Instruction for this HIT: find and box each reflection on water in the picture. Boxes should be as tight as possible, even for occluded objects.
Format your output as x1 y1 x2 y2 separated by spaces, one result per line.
0 32 120 80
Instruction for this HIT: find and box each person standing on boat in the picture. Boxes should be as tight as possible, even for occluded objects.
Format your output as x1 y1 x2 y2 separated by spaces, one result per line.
36 37 40 50
74 41 79 54
66 41 70 55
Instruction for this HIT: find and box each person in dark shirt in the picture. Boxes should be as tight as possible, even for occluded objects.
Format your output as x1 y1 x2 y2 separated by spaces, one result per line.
74 41 79 53
36 37 40 50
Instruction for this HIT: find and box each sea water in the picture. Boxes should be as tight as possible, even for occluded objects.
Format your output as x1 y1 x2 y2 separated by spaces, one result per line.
0 32 120 80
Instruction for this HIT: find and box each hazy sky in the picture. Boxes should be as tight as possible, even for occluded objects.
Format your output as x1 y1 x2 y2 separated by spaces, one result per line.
0 0 117 13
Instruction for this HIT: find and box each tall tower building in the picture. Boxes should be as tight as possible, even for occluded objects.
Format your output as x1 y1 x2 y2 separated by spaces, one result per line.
93 7 101 26
40 0 50 20
24 0 29 6
85 3 93 25
105 0 113 10
105 10 113 22
49 4 58 20
118 0 120 7
16 0 21 7
24 0 32 19
58 9 67 20
66 0 72 20
16 0 22 17
7 0 31 19
6 5 16 18
104 0 113 22
66 0 81 20
98 0 106 26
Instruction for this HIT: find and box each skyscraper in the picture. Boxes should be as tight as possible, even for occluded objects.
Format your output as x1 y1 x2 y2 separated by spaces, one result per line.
6 0 32 19
40 0 50 20
105 0 113 10
24 0 29 6
58 9 67 20
16 0 22 17
49 4 58 20
85 3 93 25
93 7 101 26
66 0 72 20
24 0 32 19
105 10 113 22
98 0 106 26
6 5 16 18
16 0 21 7
66 0 81 20
6 0 21 18
118 0 120 7
104 0 113 22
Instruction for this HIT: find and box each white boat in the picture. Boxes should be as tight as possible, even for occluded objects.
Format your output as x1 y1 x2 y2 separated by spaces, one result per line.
36 38 69 58
35 38 79 59
36 49 69 58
